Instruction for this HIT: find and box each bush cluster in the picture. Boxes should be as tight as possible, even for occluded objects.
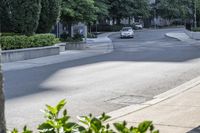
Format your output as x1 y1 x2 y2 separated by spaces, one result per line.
60 32 83 42
11 99 159 133
91 24 125 32
0 34 60 50
191 27 200 32
87 32 97 38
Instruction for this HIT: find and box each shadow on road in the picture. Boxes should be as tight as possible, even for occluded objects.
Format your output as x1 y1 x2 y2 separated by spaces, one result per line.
187 125 200 133
4 28 200 100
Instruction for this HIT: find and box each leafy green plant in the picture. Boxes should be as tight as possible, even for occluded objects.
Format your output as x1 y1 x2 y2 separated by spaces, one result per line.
114 121 159 133
10 126 32 133
77 113 114 133
10 99 159 133
38 99 77 133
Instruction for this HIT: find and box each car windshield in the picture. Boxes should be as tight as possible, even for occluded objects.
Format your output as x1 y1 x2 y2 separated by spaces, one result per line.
122 27 132 31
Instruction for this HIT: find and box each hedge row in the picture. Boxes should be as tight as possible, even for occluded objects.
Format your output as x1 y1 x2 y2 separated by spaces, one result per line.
0 34 60 50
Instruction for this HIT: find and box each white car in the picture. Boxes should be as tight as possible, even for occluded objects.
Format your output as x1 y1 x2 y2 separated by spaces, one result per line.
135 23 143 29
120 27 134 38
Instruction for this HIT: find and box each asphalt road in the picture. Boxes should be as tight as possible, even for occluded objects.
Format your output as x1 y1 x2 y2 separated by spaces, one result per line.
4 28 200 130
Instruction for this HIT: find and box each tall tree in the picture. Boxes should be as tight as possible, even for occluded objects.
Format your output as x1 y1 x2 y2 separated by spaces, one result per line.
61 0 98 35
0 0 12 32
94 0 109 23
9 0 41 35
108 0 150 25
61 0 98 24
37 0 61 33
156 0 193 20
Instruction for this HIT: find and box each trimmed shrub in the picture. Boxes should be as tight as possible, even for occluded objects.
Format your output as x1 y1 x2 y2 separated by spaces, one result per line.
28 34 60 47
37 0 61 33
191 27 200 32
0 34 59 50
9 0 41 35
60 33 83 42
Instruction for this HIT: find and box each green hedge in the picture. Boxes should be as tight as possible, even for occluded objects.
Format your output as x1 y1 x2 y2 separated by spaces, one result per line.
191 27 200 32
0 34 60 50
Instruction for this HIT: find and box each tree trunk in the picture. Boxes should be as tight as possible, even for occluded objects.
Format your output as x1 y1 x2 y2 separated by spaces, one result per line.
116 18 121 25
67 22 73 37
128 17 131 25
0 48 6 133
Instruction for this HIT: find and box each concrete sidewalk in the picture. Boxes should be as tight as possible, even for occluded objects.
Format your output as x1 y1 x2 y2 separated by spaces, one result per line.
107 76 200 133
165 32 200 45
2 32 114 71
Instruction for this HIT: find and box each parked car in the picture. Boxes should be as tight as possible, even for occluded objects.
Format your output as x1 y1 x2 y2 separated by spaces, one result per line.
135 23 143 29
120 27 134 38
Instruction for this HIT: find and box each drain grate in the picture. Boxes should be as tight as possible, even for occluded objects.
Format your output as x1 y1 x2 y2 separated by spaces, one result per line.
105 95 149 105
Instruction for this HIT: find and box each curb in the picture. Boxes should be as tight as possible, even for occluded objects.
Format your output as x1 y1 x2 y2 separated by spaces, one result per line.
107 76 200 122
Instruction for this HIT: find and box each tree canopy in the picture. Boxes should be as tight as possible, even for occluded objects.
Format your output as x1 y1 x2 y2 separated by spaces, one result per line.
9 0 41 35
61 0 98 25
107 0 150 24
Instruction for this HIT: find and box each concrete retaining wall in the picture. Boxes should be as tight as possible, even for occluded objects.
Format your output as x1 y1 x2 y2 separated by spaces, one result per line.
185 30 200 40
2 46 60 63
55 43 66 52
66 42 86 50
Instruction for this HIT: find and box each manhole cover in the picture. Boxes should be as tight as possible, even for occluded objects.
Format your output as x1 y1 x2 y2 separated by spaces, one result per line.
106 95 149 105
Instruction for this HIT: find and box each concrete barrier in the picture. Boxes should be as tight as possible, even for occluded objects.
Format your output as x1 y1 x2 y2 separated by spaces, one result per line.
55 43 66 52
65 42 86 50
185 29 200 40
2 46 60 63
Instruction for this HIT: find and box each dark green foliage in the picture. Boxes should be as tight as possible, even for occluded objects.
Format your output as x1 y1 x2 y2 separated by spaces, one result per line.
191 27 200 32
154 0 194 20
94 0 109 22
61 0 98 24
91 24 124 32
87 32 97 38
0 0 11 32
37 0 61 33
108 0 150 25
9 0 41 35
10 99 159 133
0 34 59 50
60 32 83 42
